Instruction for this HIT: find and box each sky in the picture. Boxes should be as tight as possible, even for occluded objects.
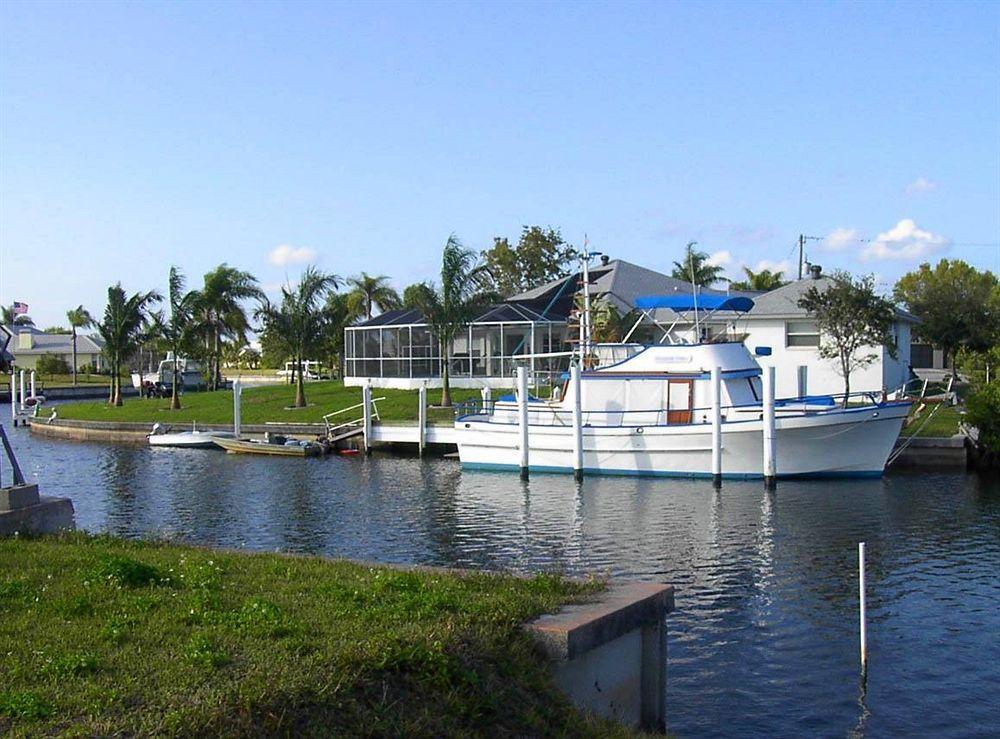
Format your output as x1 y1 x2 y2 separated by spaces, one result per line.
1 0 998 329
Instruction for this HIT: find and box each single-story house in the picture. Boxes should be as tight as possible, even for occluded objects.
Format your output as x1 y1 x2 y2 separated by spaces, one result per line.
344 258 917 398
3 326 105 371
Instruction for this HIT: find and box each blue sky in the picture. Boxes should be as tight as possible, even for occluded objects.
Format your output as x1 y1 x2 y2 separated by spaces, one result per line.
2 0 998 328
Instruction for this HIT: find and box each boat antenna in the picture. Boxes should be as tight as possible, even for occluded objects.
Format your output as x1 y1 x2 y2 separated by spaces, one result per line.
689 247 700 341
581 236 591 357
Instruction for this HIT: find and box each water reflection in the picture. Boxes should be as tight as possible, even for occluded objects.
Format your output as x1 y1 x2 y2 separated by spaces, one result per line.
8 430 1000 738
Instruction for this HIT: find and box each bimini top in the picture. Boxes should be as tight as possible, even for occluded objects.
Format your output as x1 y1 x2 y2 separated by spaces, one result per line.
634 294 755 312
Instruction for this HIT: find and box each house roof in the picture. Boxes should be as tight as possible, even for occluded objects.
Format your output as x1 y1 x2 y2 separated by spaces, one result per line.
3 327 105 355
350 301 560 329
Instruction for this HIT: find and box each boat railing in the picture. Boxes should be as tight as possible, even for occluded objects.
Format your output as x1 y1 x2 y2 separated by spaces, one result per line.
454 390 903 428
323 396 385 435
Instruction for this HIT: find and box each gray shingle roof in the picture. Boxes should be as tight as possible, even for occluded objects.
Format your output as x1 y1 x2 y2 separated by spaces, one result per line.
3 327 104 355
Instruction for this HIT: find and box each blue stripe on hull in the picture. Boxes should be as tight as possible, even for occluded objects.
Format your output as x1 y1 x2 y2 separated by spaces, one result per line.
459 461 884 480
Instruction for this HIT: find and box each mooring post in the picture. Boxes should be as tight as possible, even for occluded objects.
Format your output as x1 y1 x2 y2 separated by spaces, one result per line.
711 365 722 487
762 365 776 488
18 370 25 412
30 370 36 400
571 363 583 481
517 366 529 480
232 378 242 438
859 541 868 674
418 383 427 456
10 371 17 427
362 382 372 454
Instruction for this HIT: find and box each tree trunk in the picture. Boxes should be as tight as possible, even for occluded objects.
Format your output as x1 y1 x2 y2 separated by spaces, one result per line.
213 328 221 391
295 354 307 408
171 356 181 410
108 358 116 404
842 356 851 406
72 329 78 386
113 362 123 406
440 337 452 407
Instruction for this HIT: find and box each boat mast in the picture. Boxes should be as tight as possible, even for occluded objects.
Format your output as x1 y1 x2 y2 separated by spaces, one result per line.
689 251 700 342
581 237 592 358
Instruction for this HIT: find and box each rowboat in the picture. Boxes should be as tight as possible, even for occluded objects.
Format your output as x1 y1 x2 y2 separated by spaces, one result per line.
213 436 327 457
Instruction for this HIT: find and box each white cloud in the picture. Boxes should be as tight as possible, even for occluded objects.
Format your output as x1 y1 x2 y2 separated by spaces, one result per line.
905 177 938 196
708 250 733 267
752 259 790 275
860 219 948 261
268 244 317 267
823 227 860 251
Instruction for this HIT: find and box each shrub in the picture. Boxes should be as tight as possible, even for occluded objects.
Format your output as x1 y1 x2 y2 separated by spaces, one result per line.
92 555 167 588
35 354 71 375
966 381 1000 456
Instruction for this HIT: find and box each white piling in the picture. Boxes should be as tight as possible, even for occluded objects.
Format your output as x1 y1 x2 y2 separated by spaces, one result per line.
517 366 529 479
10 371 17 426
362 382 373 454
762 365 776 487
18 370 25 411
859 542 868 672
232 378 242 438
711 365 722 487
30 370 36 400
571 364 583 480
418 383 427 456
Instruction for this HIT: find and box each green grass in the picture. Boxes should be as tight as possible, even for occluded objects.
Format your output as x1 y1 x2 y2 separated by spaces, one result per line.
47 381 501 425
0 534 625 737
901 402 964 437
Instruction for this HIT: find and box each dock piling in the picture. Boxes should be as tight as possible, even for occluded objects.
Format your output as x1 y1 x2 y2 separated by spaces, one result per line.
571 364 583 480
19 370 25 412
418 383 427 456
763 365 776 488
232 378 242 438
10 371 16 426
711 365 722 487
362 382 372 454
30 371 36 401
517 367 529 479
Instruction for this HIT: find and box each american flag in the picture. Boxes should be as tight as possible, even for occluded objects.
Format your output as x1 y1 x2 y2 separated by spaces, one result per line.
12 301 28 315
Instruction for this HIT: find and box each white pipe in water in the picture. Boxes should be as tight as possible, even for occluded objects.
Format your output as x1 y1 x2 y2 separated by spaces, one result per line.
232 378 242 438
10 371 16 425
762 365 776 484
711 365 722 485
19 370 25 410
418 383 427 456
517 367 529 479
362 382 372 454
571 364 583 480
859 541 868 672
30 370 36 400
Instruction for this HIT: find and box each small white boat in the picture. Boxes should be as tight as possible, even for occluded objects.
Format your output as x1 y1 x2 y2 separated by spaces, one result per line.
147 422 235 449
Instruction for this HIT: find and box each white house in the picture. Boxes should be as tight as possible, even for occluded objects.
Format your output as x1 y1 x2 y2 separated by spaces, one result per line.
2 325 105 372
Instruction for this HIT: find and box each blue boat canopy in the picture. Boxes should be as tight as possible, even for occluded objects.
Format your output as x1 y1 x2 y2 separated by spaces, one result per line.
634 294 755 312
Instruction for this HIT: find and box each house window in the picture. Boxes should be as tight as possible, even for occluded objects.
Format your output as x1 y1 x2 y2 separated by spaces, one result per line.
786 320 820 347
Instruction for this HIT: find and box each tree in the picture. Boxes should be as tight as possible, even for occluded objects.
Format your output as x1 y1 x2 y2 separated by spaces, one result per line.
320 292 352 378
481 226 576 297
671 241 725 287
154 267 199 410
94 284 161 406
411 236 491 406
798 272 896 400
728 266 787 292
43 326 69 334
345 273 401 321
893 260 998 377
192 265 263 391
2 305 33 327
255 267 339 408
66 306 94 386
403 282 437 310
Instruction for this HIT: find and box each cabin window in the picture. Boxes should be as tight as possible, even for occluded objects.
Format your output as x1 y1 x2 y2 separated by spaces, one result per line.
666 379 693 424
786 320 820 347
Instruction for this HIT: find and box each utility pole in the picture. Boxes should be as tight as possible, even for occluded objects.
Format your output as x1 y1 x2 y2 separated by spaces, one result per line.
798 234 806 280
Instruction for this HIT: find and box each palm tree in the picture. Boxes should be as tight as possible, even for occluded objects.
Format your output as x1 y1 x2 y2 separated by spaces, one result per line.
155 267 199 410
66 305 94 385
411 236 490 407
94 284 161 406
192 265 263 391
2 305 33 327
671 241 725 287
729 266 788 292
346 273 401 321
256 267 339 408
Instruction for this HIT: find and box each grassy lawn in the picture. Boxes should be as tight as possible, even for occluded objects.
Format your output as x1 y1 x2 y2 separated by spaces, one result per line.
901 402 964 437
47 381 501 425
0 535 620 737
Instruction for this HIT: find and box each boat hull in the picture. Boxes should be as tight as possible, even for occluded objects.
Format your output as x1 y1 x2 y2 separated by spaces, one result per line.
147 431 235 449
455 402 910 478
213 437 324 457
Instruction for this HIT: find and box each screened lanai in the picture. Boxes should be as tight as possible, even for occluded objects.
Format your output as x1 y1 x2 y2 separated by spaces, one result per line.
344 303 569 389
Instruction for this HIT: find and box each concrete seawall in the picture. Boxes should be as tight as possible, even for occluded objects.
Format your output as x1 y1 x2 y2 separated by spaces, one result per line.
890 435 968 470
28 417 329 443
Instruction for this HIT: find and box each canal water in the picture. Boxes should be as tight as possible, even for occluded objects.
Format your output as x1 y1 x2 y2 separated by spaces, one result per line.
7 429 999 738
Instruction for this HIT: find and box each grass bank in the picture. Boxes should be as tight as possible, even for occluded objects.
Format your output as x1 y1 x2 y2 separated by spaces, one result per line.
0 535 622 737
901 402 963 437
47 381 497 425
3 373 113 391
